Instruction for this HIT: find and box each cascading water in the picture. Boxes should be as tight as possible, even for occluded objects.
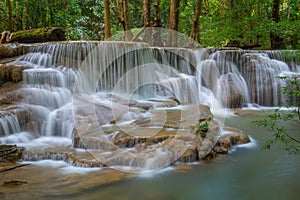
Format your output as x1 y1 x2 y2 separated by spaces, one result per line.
0 41 299 171
194 49 300 107
0 112 21 136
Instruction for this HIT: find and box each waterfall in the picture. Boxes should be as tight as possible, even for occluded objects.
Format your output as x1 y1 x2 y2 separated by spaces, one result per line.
5 42 299 140
0 41 299 171
0 112 21 136
200 49 299 107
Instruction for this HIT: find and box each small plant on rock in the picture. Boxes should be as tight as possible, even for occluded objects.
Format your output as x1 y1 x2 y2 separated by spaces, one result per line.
196 121 209 138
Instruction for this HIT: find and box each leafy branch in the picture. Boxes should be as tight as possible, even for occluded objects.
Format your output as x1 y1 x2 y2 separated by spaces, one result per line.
253 76 300 154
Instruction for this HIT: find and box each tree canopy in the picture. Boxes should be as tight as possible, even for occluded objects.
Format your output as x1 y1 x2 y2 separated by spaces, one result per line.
0 0 299 49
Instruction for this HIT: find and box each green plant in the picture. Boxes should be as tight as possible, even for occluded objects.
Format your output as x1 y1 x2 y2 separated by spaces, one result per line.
253 76 300 154
196 121 209 138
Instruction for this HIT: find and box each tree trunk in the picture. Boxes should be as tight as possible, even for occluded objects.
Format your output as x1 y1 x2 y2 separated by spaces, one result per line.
45 0 51 27
15 0 20 30
143 0 152 44
152 0 163 46
166 0 180 47
6 0 14 30
122 0 133 41
112 0 133 41
21 0 27 30
190 0 202 44
270 0 286 49
272 0 280 23
104 0 112 40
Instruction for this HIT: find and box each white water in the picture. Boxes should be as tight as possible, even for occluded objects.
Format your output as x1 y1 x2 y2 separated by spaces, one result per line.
0 112 21 137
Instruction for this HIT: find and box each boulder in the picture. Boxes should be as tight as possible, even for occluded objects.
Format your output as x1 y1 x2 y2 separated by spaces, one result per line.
203 130 251 160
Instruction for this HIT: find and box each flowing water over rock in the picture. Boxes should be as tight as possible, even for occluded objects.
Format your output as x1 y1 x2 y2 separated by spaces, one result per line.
0 41 299 172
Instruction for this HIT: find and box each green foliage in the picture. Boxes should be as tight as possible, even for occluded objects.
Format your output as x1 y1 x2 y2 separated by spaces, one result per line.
0 0 299 49
12 28 49 38
198 121 209 132
69 0 104 40
254 76 300 154
196 121 209 138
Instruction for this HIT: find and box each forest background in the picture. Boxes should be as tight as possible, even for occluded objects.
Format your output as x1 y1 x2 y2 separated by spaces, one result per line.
0 0 299 49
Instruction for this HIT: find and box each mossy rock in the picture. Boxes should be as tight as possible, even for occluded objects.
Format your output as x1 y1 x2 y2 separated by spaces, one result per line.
9 28 66 43
0 44 29 59
0 65 30 86
0 45 16 59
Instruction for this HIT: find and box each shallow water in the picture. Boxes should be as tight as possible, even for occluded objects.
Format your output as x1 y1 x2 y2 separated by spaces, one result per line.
63 110 300 200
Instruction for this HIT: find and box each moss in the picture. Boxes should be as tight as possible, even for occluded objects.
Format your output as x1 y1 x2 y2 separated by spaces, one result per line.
13 28 50 38
9 28 65 43
10 28 52 43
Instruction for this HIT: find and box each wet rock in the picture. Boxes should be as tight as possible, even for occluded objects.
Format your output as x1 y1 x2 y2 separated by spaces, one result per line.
218 131 250 146
198 139 214 159
0 44 29 59
44 101 250 168
203 129 251 160
111 131 170 148
0 145 24 163
177 145 198 162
